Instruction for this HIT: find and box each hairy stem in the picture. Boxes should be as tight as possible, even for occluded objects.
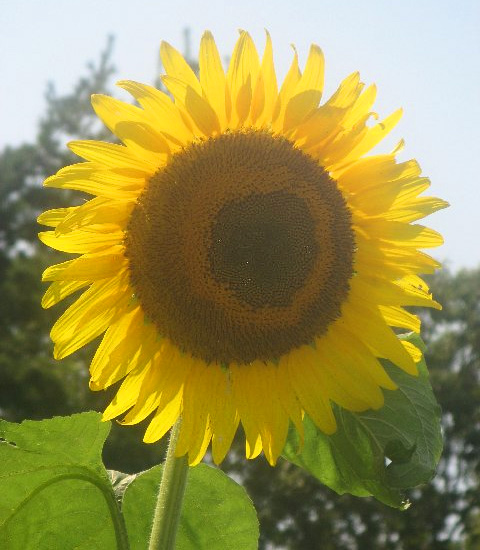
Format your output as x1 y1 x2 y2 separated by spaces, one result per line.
148 420 189 550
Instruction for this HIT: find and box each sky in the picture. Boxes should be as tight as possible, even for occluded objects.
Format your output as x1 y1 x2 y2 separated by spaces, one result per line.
1 0 479 270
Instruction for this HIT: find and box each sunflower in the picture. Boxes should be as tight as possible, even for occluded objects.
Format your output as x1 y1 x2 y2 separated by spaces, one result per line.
39 31 447 466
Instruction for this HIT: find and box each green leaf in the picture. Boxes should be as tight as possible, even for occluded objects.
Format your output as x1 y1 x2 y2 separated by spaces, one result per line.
282 334 443 508
0 412 129 550
123 463 259 549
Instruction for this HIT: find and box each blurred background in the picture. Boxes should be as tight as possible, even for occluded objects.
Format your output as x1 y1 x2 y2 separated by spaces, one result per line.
1 1 479 548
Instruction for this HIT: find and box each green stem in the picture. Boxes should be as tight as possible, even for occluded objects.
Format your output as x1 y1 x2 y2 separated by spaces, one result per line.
148 419 189 550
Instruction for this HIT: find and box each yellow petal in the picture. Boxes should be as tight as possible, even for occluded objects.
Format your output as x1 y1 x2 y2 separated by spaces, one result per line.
227 31 260 126
283 345 368 413
160 41 202 95
42 280 89 309
251 362 290 465
186 428 213 466
175 357 212 464
250 30 278 126
199 31 227 128
341 83 377 128
39 228 124 254
380 305 421 332
246 434 263 460
54 198 133 235
401 340 423 363
51 272 131 359
313 334 386 409
385 196 449 222
69 140 156 173
272 46 301 130
293 104 349 150
91 94 170 161
339 108 403 165
143 390 183 444
342 300 418 375
121 341 184 426
208 365 240 465
42 247 127 282
282 349 337 435
349 179 414 215
118 355 163 423
117 80 192 144
395 275 442 309
44 162 145 199
108 119 171 157
231 363 264 459
276 359 304 447
231 361 289 465
299 72 364 160
325 71 363 110
283 44 324 131
89 306 159 389
162 76 220 136
339 156 421 192
91 93 144 128
351 274 439 314
296 44 325 97
103 364 150 420
37 207 76 228
321 113 372 167
324 324 397 392
364 219 444 249
355 232 441 276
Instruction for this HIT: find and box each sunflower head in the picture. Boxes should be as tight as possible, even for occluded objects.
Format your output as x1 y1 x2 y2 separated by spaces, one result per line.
39 31 447 466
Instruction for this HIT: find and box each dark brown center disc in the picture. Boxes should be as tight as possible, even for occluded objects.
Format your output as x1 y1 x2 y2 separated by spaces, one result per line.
125 130 355 364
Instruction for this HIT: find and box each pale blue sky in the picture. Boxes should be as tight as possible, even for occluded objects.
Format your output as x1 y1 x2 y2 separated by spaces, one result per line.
1 0 479 269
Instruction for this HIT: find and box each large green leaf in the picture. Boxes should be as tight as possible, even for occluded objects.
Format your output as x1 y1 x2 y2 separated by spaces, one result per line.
0 412 128 550
282 334 443 508
123 463 259 550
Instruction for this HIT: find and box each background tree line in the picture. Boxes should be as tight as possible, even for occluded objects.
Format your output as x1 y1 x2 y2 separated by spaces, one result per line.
1 38 479 550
